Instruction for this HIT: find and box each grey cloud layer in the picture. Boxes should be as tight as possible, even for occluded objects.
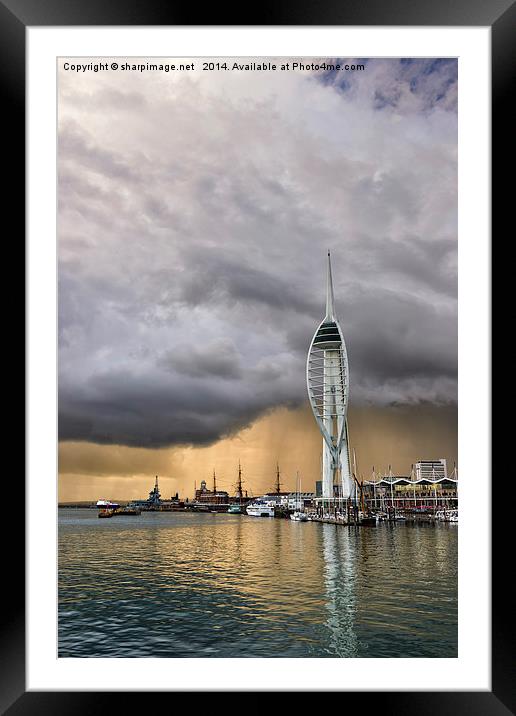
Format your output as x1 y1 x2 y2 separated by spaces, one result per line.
58 58 457 448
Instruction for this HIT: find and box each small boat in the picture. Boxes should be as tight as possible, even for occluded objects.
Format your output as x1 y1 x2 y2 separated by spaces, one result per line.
435 508 458 523
290 511 308 521
246 501 275 517
115 506 141 516
227 504 242 514
98 509 114 518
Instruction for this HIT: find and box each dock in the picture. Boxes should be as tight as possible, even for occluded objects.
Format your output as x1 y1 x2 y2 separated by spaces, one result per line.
310 515 376 527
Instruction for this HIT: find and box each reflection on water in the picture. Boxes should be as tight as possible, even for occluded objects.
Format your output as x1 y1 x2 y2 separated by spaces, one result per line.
322 526 358 657
58 511 457 658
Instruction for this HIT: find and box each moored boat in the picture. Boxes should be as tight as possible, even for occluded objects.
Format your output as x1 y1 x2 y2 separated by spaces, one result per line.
435 508 458 523
115 506 141 516
96 499 120 510
290 511 308 521
246 501 275 517
290 472 307 521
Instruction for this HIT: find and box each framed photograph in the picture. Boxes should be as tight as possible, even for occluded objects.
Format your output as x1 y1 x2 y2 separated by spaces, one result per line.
5 0 507 709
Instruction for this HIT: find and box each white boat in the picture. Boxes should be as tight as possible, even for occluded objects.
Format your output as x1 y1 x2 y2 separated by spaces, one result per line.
436 508 458 523
290 471 308 521
290 511 308 521
96 499 120 509
246 501 275 517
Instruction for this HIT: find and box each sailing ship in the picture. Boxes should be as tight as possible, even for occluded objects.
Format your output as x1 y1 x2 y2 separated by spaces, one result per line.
228 462 244 514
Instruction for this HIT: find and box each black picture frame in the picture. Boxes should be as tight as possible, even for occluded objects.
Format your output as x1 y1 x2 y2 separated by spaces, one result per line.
4 0 507 711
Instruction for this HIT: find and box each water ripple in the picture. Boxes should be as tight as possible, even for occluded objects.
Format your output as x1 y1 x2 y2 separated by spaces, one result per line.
58 511 457 658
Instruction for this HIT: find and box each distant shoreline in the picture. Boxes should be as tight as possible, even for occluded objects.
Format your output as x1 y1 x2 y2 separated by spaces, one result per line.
59 503 119 508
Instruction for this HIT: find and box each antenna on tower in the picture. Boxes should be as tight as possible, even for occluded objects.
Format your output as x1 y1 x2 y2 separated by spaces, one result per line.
325 250 336 322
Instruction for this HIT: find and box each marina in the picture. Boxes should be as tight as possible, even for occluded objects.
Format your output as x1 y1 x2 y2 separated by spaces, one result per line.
65 458 459 526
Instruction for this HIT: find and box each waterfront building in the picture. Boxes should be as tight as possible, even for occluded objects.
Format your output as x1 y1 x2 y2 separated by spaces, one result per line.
195 487 230 505
307 252 353 508
261 492 315 510
362 468 458 511
191 470 254 510
415 459 447 481
286 492 315 510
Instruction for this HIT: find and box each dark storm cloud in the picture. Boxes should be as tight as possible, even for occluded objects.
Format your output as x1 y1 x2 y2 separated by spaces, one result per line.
344 289 457 382
59 359 303 448
158 339 244 380
178 249 320 316
58 59 457 448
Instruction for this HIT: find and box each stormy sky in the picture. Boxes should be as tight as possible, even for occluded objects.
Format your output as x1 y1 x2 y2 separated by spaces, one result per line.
58 57 457 491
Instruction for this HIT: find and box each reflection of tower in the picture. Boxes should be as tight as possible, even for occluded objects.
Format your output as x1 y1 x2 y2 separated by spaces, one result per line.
321 525 358 656
307 252 352 506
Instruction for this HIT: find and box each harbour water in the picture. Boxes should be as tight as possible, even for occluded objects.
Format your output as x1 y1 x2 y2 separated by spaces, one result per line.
58 509 457 658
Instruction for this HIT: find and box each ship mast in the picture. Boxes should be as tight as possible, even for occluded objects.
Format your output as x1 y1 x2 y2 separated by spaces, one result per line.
237 461 243 505
213 469 217 495
389 465 394 514
275 463 282 495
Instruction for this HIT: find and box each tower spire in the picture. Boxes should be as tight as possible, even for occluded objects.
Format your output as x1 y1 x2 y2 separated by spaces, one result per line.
325 250 335 322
